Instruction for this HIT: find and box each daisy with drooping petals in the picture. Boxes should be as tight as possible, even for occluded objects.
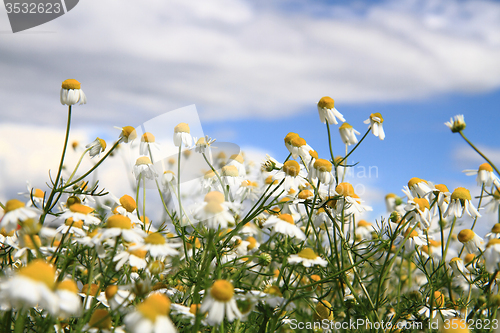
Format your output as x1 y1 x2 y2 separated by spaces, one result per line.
483 239 500 273
363 112 385 140
55 279 82 318
286 137 314 163
86 137 106 158
60 79 87 105
458 229 484 254
444 187 481 219
113 245 148 271
134 156 158 180
445 114 466 133
0 199 39 233
139 132 161 158
463 163 500 188
339 123 360 146
262 213 306 241
417 291 458 319
195 200 235 230
405 177 433 198
116 126 137 143
200 279 242 325
288 248 328 267
308 158 335 186
404 197 432 229
273 160 308 193
59 203 101 226
333 182 368 215
194 135 216 164
485 223 500 240
317 96 345 125
173 123 192 147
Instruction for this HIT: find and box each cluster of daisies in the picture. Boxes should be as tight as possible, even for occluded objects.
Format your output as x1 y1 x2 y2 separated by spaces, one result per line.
1 81 500 333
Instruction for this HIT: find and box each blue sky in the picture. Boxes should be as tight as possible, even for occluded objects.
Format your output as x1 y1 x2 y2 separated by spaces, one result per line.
1 0 500 227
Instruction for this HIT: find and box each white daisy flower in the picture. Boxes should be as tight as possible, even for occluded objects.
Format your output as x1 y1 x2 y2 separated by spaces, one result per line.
398 228 427 253
100 215 146 243
457 229 484 254
483 239 500 274
194 192 235 230
444 187 481 219
55 279 82 318
463 163 500 188
308 158 335 186
133 156 158 180
59 203 101 226
227 154 246 178
103 285 135 311
406 177 434 198
55 218 87 237
139 132 161 158
173 123 192 147
135 233 179 258
0 199 39 233
273 160 308 193
317 96 345 125
86 137 107 158
339 122 360 146
417 291 458 319
404 197 432 229
363 112 385 140
445 114 466 133
262 213 306 241
285 136 314 163
116 126 137 143
113 246 148 271
200 280 242 325
288 248 328 267
194 136 216 164
485 223 500 240
60 79 87 106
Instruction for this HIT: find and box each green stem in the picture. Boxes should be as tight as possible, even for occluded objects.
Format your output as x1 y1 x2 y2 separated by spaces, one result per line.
67 147 91 184
459 131 500 176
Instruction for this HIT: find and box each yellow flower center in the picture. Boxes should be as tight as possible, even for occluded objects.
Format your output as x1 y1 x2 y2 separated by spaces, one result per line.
278 214 294 225
61 79 81 90
413 198 430 211
264 285 282 296
204 191 225 204
145 233 166 245
33 188 45 198
205 201 224 214
314 159 332 172
141 132 155 143
230 154 244 164
121 126 137 140
96 138 106 150
57 279 78 293
5 199 25 212
315 300 333 321
105 285 118 300
298 248 318 259
492 224 500 233
81 283 100 296
318 96 335 109
290 137 306 148
136 156 152 165
339 122 353 130
408 177 425 188
479 163 493 172
65 218 84 229
18 260 55 289
21 234 41 249
464 253 475 263
210 280 234 302
189 304 201 315
0 228 15 237
174 123 190 133
457 229 475 243
222 165 239 177
370 112 384 123
284 132 299 145
69 203 94 215
246 237 257 250
432 291 445 307
283 160 300 177
357 220 372 228
451 187 472 201
265 176 279 185
449 257 462 264
119 195 137 213
129 248 147 259
298 190 313 200
88 309 111 329
434 184 449 193
106 214 132 229
487 239 500 248
404 229 419 238
309 150 318 159
386 193 396 199
336 182 355 197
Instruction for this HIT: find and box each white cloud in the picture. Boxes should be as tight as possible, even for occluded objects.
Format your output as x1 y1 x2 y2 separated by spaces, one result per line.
0 0 499 126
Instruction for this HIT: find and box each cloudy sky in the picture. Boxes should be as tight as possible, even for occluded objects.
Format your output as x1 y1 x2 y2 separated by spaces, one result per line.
1 0 500 228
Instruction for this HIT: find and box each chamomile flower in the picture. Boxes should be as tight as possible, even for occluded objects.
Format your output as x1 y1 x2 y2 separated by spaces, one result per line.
262 213 306 241
273 160 308 193
116 126 137 143
173 123 192 147
333 182 368 215
0 259 59 315
104 285 135 311
195 200 235 230
221 165 242 191
60 79 87 106
417 291 458 318
59 203 101 226
55 279 82 318
139 132 161 157
463 163 500 188
86 137 107 158
0 199 39 233
308 158 334 186
100 215 146 243
262 154 283 172
113 245 148 271
444 187 481 219
200 280 242 325
138 233 179 258
134 156 157 180
317 96 345 125
445 115 466 133
406 177 433 198
55 218 87 237
363 112 385 140
458 229 483 254
485 223 500 240
339 123 360 146
288 248 328 267
194 135 216 163
483 239 500 273
405 197 432 229
286 136 314 163
399 228 427 253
